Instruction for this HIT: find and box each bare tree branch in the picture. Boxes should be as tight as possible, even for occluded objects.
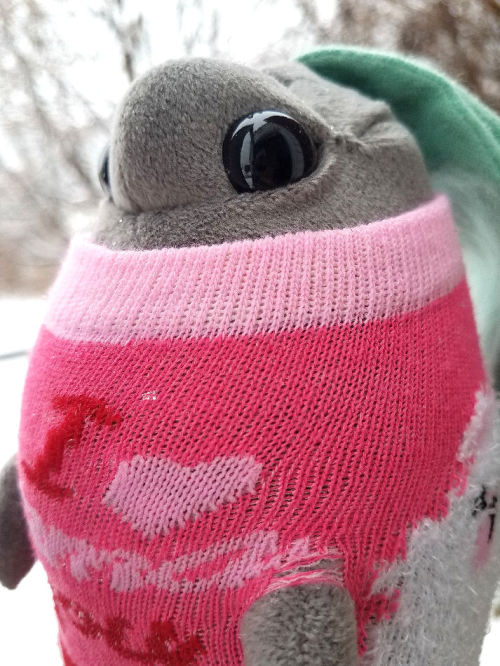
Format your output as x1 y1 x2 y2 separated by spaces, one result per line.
289 0 500 113
482 0 500 16
96 1 146 82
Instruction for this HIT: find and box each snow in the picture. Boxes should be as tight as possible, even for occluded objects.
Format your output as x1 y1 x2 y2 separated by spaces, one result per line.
0 296 499 664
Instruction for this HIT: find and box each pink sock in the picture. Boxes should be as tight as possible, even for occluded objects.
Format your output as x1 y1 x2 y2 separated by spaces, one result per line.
19 195 499 664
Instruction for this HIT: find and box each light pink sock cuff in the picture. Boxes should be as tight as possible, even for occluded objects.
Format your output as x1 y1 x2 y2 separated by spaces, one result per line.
44 195 464 343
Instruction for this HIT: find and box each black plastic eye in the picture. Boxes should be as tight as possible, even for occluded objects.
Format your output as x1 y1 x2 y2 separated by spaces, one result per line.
223 111 317 193
98 147 111 196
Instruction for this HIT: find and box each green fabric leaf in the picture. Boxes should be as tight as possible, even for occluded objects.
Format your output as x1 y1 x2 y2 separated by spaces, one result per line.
298 47 500 183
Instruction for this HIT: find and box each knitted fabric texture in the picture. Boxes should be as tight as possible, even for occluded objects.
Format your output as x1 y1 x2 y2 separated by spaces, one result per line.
18 195 497 665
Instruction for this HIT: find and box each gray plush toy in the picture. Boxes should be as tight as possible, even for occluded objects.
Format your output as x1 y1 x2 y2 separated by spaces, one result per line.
1 49 500 666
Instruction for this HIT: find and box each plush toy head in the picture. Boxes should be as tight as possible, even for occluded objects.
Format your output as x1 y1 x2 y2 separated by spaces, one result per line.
93 58 431 249
5 47 500 666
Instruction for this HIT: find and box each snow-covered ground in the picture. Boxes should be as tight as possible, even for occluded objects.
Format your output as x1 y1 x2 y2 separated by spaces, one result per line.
0 298 61 664
0 296 499 664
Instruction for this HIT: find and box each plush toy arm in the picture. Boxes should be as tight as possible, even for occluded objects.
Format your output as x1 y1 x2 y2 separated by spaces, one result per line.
0 455 35 589
240 584 358 665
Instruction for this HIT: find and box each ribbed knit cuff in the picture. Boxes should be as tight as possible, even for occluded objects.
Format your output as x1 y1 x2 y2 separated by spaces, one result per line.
44 195 464 343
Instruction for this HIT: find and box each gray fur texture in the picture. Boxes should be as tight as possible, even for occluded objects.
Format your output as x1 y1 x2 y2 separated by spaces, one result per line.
240 584 358 666
93 59 432 249
0 456 35 589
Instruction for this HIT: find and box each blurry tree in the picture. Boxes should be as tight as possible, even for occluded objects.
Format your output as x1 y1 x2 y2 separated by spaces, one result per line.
0 0 144 293
95 0 148 83
286 0 500 113
1 1 89 291
175 0 223 58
